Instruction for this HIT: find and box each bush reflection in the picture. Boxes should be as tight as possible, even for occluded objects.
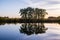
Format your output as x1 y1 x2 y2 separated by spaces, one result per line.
19 23 48 35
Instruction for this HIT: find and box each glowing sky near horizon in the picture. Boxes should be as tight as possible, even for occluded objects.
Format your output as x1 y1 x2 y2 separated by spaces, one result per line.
0 0 60 18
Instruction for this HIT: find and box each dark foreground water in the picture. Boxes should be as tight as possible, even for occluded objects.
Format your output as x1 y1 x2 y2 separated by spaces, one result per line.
0 23 60 40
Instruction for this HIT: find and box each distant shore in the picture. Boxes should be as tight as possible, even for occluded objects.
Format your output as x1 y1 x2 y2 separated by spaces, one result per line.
0 16 60 23
0 19 60 23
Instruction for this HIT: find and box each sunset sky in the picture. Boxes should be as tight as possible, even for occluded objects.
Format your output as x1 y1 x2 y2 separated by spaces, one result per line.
0 0 60 18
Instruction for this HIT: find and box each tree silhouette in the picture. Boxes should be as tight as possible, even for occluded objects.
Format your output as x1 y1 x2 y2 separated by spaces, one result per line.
19 8 27 19
19 7 34 19
19 7 48 19
40 9 48 19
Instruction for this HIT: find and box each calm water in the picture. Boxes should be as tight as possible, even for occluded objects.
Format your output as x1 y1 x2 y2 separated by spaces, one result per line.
0 23 60 40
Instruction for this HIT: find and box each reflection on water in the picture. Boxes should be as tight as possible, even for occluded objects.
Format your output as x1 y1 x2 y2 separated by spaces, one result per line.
19 23 48 35
0 23 60 40
0 23 5 25
0 23 18 25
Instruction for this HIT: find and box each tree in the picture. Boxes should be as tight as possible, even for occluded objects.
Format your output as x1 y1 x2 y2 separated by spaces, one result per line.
35 8 40 19
26 7 34 19
19 8 27 19
40 9 48 19
34 8 48 19
19 7 34 19
19 7 48 19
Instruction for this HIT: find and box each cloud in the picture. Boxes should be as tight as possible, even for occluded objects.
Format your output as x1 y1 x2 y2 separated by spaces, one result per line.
22 0 60 9
47 0 60 2
25 0 60 16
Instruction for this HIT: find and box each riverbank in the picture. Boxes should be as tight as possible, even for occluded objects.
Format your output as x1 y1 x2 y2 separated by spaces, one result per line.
0 17 60 23
0 19 60 23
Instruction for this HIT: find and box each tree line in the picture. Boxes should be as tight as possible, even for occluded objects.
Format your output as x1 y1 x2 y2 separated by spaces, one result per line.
0 16 60 23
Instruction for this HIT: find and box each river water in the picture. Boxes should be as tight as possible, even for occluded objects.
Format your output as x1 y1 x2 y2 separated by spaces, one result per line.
0 23 60 40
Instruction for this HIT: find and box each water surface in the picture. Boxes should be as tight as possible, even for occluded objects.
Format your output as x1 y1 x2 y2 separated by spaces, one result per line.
0 23 60 40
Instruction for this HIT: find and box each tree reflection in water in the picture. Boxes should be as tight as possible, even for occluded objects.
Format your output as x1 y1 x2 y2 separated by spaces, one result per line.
19 23 48 35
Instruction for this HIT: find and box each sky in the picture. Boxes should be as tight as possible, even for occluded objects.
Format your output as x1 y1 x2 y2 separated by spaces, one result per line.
0 0 60 18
